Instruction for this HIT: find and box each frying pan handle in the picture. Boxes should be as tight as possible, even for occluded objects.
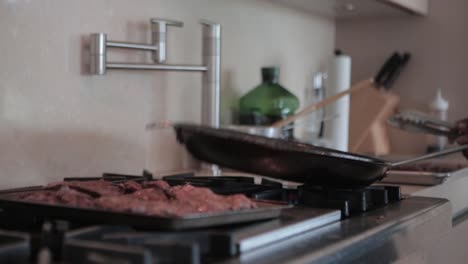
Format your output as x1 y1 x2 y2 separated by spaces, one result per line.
391 144 468 167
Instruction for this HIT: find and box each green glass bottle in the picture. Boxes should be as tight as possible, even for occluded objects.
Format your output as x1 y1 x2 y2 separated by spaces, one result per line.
239 67 299 138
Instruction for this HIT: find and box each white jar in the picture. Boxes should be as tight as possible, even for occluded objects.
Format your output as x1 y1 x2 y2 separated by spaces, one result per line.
427 89 449 152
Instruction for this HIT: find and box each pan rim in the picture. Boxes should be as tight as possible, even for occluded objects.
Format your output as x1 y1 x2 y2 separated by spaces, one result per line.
174 123 392 166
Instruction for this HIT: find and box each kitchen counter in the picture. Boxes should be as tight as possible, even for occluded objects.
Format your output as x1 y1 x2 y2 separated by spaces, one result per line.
221 197 451 264
385 166 468 221
392 169 468 264
189 154 468 263
375 154 468 218
372 155 468 264
177 169 458 263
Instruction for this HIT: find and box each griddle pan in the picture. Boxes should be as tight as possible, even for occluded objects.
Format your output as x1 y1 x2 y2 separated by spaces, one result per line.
0 189 289 231
174 124 468 188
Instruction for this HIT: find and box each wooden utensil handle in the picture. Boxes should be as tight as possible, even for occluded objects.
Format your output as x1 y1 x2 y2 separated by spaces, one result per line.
272 78 374 128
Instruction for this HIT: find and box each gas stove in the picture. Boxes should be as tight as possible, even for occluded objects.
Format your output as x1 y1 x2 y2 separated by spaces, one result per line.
161 172 402 218
0 172 451 264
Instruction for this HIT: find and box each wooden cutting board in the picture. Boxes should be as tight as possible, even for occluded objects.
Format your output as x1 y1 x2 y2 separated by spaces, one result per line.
349 84 400 155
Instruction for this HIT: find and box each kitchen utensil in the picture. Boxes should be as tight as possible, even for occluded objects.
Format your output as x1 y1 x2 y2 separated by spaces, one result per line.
391 145 468 166
145 116 337 140
146 78 371 141
382 160 468 186
174 124 468 188
374 51 411 91
388 110 457 137
224 116 338 139
0 187 289 230
349 52 409 154
374 52 402 90
271 78 373 129
147 121 285 139
383 53 411 89
349 90 400 155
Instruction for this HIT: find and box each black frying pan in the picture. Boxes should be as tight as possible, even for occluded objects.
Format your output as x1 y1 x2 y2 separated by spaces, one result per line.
174 124 468 188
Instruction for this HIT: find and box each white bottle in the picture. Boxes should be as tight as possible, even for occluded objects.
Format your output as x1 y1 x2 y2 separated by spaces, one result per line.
427 89 449 152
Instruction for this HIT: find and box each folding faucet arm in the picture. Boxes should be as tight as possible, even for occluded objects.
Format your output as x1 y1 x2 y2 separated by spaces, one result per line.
150 18 184 27
151 18 184 63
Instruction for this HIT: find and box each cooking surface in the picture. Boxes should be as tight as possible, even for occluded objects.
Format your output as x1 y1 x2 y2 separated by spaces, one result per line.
62 207 340 263
0 196 449 264
0 172 452 263
174 124 390 188
221 196 451 264
382 157 468 186
0 178 289 230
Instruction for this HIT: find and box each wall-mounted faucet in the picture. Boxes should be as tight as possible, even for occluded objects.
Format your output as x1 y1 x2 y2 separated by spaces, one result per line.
89 18 220 128
151 18 183 63
88 18 221 175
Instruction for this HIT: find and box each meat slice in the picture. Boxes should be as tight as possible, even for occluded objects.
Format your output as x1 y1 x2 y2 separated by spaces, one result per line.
95 183 256 217
95 195 178 217
117 181 143 193
168 185 257 214
15 180 257 217
143 180 171 190
224 194 258 210
19 190 60 204
129 188 168 202
95 195 149 214
45 180 122 197
55 186 94 207
19 186 94 208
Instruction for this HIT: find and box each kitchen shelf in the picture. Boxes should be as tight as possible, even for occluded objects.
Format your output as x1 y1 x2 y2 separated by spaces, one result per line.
269 0 428 19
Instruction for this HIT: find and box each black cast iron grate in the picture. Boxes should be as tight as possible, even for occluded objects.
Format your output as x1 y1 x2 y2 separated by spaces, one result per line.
299 185 402 218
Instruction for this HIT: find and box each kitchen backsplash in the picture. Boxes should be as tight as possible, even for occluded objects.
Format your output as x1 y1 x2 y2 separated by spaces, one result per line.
336 0 468 154
0 0 334 188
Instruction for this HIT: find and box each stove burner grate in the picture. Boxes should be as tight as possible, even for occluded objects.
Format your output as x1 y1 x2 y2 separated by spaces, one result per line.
299 185 402 218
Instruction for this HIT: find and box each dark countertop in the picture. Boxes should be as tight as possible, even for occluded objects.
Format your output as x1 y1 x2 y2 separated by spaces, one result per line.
221 196 451 264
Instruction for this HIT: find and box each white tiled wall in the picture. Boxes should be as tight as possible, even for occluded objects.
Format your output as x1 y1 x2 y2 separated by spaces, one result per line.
0 0 334 188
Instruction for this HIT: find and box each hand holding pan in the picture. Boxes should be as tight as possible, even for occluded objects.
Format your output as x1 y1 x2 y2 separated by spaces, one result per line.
174 123 468 188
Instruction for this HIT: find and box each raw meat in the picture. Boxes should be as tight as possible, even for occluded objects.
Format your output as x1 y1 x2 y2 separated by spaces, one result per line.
129 187 168 202
20 186 94 207
15 180 257 217
18 190 59 204
55 186 94 207
167 185 257 214
95 195 179 217
46 180 123 197
143 180 170 190
117 181 143 193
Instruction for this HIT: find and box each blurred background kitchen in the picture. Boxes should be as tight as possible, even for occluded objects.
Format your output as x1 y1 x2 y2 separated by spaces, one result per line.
1 0 334 188
0 0 466 187
4 1 468 263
